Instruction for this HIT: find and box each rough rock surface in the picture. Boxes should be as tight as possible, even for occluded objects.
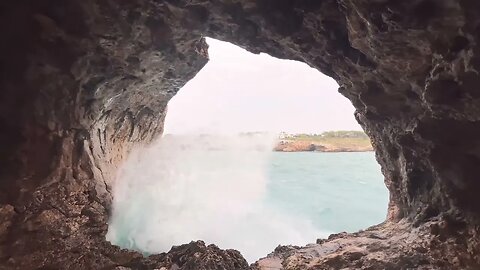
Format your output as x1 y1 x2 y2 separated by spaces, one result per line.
253 220 480 269
1 0 480 269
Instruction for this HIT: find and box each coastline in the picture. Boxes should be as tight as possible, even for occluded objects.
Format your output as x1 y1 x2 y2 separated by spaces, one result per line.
273 138 373 153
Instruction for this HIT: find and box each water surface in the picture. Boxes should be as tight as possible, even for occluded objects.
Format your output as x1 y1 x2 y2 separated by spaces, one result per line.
108 139 388 263
266 152 388 234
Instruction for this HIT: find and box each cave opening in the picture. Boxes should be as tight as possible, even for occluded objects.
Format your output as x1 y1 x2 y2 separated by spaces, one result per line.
106 38 388 262
2 1 480 268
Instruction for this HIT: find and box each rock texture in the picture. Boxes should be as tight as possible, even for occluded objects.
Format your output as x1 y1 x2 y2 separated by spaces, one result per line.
251 220 480 270
1 0 480 269
253 219 480 270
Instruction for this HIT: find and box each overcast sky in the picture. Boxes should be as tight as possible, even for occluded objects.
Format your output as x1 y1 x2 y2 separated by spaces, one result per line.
163 38 362 135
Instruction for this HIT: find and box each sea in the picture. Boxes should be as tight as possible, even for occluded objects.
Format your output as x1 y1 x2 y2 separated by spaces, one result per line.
107 136 389 263
266 152 388 234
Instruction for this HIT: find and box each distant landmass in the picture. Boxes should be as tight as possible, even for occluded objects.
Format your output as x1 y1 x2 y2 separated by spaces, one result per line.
274 131 373 152
161 131 373 152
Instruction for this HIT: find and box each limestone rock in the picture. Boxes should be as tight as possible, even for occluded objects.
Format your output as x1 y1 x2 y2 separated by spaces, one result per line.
1 0 480 269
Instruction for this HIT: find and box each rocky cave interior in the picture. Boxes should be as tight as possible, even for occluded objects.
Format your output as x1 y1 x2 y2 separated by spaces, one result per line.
1 0 480 269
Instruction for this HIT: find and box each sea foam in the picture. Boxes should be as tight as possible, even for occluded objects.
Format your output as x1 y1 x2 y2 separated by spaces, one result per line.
107 133 323 263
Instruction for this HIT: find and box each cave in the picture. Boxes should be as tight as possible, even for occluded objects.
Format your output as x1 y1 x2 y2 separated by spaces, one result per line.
1 0 480 269
104 37 388 264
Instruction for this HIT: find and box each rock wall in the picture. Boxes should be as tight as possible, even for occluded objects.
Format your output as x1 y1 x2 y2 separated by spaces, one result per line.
1 0 480 269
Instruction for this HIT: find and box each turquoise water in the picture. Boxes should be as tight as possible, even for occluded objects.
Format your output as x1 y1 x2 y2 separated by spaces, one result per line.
108 138 389 262
265 152 388 234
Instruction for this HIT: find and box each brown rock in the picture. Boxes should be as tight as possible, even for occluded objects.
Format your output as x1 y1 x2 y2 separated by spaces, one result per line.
1 0 480 269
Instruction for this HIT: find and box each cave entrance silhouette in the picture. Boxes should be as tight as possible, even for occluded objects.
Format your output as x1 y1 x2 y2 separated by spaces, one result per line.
106 38 388 263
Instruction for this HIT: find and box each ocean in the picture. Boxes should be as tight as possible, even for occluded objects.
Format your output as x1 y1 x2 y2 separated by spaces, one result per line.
107 136 389 263
266 152 388 234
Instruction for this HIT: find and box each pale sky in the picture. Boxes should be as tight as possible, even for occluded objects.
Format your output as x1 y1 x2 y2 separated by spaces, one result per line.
164 38 362 135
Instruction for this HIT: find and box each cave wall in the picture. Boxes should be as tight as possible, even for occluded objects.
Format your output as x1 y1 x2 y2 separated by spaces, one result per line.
1 0 480 269
0 0 209 268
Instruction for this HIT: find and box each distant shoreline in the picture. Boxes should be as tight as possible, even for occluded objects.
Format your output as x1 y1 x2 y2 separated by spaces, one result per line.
161 131 374 153
273 131 373 153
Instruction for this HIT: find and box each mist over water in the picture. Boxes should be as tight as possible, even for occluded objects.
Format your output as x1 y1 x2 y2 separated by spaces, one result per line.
107 134 325 262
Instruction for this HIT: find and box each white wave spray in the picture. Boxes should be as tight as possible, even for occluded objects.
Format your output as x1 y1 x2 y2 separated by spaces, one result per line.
107 133 325 263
